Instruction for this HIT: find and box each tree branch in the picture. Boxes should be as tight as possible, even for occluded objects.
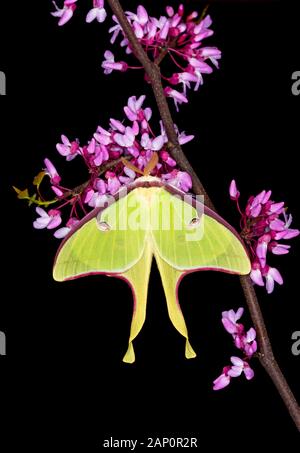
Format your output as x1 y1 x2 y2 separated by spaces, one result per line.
62 155 132 199
107 0 300 429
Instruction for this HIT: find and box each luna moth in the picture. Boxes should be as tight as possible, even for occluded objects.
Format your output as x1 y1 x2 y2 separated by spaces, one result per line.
53 165 251 363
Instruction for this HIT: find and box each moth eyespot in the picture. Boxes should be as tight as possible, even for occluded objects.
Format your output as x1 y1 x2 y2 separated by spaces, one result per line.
188 217 200 228
97 221 111 231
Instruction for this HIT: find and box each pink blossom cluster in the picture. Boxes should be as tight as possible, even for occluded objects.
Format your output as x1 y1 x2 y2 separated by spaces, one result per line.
103 4 221 110
51 3 220 109
51 0 106 26
32 95 193 238
213 308 256 391
51 3 221 110
229 180 299 294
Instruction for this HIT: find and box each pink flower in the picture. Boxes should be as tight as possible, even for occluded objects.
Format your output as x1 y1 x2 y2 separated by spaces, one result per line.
164 87 188 111
176 127 194 145
222 308 244 335
33 208 62 230
56 135 80 161
141 133 164 152
86 0 107 24
127 5 149 26
94 178 107 194
105 171 121 194
250 263 264 287
169 72 199 94
54 218 79 239
251 264 283 293
159 122 194 147
275 229 300 240
114 126 138 148
87 138 110 167
160 151 176 167
246 190 272 218
109 118 126 133
95 145 109 166
269 218 286 232
187 58 213 87
256 234 271 268
44 158 61 185
199 47 222 68
52 186 64 197
102 51 128 74
264 267 284 294
162 170 192 192
242 328 258 357
51 0 77 26
234 327 257 357
271 213 299 240
119 166 136 185
94 126 113 146
54 227 71 239
270 243 291 255
213 367 231 391
229 180 240 200
193 15 214 41
85 178 109 208
227 357 254 380
268 202 285 215
124 95 152 125
126 5 149 41
213 357 254 391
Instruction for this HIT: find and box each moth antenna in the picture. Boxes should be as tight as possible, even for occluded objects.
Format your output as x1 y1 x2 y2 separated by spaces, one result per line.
121 158 144 175
143 152 159 176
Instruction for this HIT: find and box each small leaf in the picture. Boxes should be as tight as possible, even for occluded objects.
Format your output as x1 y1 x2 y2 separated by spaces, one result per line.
13 186 21 195
13 186 30 199
33 171 46 188
13 186 57 207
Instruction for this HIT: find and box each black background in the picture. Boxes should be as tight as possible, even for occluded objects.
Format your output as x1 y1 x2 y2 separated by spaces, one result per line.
1 0 300 448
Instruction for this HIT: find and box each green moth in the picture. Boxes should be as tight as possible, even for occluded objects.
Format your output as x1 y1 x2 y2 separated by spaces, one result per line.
53 175 251 363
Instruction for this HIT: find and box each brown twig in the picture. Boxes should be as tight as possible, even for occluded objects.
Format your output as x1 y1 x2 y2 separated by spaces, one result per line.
107 0 300 429
62 155 132 199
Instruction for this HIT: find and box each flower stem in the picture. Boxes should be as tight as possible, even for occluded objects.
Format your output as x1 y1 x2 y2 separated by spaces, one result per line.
107 0 300 429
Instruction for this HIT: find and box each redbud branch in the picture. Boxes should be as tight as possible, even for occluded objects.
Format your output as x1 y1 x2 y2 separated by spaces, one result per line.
107 0 300 429
61 155 132 199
